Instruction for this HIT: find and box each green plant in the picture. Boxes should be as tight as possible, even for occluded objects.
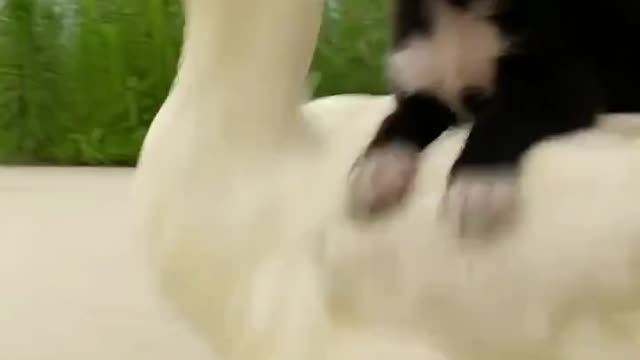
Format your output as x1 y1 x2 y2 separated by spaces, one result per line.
312 0 390 97
0 0 389 165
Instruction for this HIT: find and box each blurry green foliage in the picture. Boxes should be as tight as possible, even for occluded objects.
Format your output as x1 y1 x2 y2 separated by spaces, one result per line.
0 0 390 165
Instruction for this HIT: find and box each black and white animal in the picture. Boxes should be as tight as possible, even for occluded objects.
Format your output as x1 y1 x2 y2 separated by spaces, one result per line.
349 0 640 236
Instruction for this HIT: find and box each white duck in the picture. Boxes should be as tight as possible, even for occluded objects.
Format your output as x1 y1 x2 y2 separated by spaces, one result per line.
132 0 640 359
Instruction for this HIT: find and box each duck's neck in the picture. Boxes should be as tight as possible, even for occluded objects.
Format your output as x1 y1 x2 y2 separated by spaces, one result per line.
173 0 325 145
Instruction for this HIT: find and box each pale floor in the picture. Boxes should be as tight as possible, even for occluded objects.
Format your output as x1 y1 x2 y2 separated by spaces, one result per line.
0 167 214 360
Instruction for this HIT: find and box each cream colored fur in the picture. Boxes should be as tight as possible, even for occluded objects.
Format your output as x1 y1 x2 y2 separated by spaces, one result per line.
132 0 640 359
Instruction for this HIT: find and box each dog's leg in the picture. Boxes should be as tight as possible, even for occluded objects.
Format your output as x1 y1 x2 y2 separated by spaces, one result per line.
442 54 601 238
349 93 457 218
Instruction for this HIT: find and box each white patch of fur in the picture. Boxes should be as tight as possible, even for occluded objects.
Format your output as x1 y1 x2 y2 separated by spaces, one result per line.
388 1 506 109
348 144 419 218
441 169 518 238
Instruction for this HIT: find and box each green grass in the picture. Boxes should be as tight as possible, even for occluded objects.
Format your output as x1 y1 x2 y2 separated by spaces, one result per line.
0 0 390 165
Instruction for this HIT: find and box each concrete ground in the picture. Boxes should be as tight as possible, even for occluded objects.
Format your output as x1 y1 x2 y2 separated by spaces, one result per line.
0 167 214 360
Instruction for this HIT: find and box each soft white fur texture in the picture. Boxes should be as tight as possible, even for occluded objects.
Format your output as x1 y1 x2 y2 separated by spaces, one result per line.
132 0 640 359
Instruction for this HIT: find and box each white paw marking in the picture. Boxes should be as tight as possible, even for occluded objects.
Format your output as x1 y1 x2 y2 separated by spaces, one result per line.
387 1 506 108
348 144 420 219
441 169 519 239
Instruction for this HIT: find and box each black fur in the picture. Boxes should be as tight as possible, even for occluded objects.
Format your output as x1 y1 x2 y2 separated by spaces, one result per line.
364 0 640 181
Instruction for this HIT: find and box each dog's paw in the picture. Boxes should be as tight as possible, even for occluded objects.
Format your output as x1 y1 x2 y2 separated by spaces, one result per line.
440 168 519 239
347 144 420 220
